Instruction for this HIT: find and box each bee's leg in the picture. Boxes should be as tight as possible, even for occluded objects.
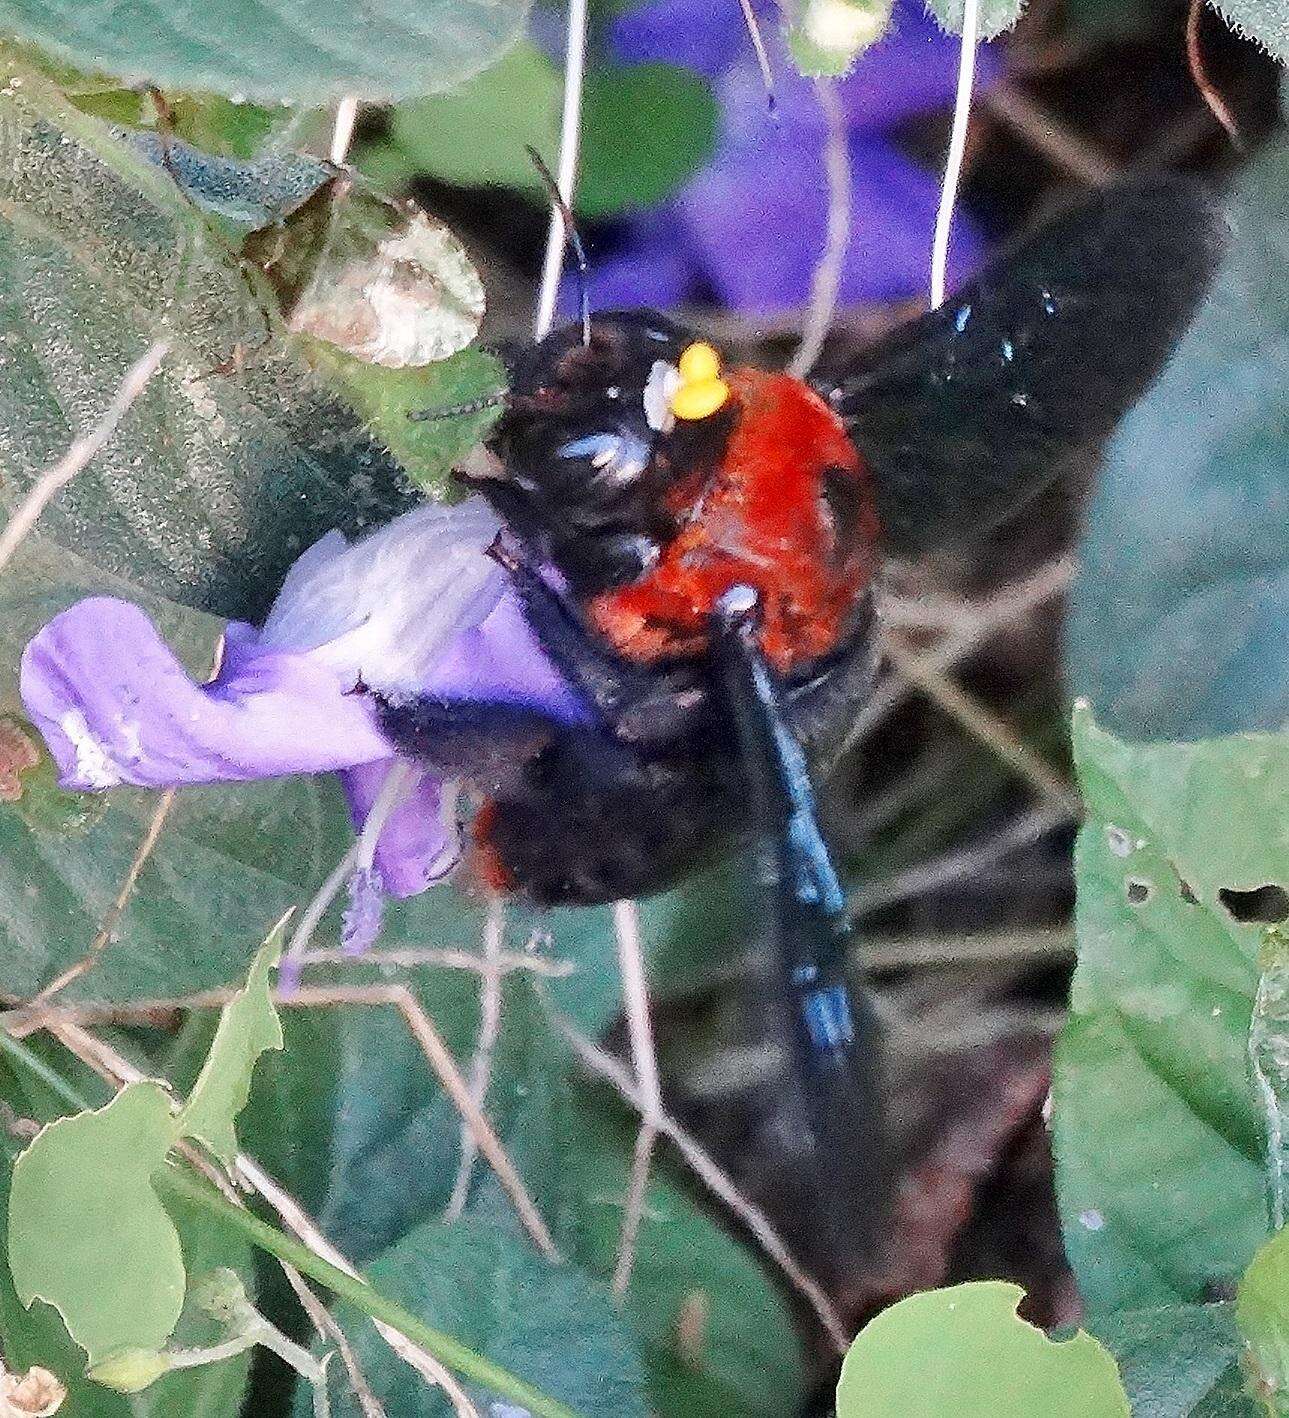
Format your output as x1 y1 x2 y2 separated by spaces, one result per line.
487 535 709 744
710 585 888 1258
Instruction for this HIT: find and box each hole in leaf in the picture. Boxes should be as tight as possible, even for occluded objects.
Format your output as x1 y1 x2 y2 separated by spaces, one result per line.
1126 879 1151 905
1218 885 1289 925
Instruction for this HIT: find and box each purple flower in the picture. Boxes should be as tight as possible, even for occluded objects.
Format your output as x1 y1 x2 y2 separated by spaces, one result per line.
575 0 1001 316
20 499 589 908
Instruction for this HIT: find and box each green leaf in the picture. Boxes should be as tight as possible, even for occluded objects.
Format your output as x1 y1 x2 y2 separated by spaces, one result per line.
303 1215 648 1418
297 338 503 493
1067 140 1289 741
0 0 531 103
1052 706 1288 1314
923 0 1027 38
0 62 417 623
0 1134 254 1417
1209 0 1289 61
784 0 894 77
8 1082 182 1368
370 43 561 198
177 927 285 1166
579 64 718 217
1083 1304 1255 1417
1238 1226 1289 1413
126 129 333 230
369 46 717 218
836 1281 1129 1417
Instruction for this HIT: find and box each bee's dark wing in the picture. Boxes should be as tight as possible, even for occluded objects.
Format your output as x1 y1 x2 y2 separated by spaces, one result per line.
712 594 889 1263
828 175 1227 554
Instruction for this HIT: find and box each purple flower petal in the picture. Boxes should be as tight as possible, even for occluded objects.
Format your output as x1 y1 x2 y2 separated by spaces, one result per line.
20 597 392 791
339 760 457 899
341 865 386 953
560 215 697 318
676 135 985 312
421 589 595 725
611 0 748 79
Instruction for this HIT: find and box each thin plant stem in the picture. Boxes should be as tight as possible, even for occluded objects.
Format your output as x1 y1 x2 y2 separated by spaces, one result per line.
1185 0 1243 150
0 340 169 574
880 638 1081 815
330 97 360 164
930 0 980 309
790 81 850 379
548 1008 851 1352
26 787 177 1006
610 899 662 1298
534 0 589 341
446 896 506 1220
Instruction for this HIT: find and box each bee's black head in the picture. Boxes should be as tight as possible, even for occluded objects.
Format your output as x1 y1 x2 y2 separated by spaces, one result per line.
469 312 737 594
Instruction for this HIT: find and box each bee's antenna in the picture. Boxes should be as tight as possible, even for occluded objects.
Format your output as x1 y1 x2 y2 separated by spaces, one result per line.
736 0 777 118
526 144 592 347
408 390 507 422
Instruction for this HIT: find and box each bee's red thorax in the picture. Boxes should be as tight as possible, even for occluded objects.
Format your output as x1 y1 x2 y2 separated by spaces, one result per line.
587 367 879 675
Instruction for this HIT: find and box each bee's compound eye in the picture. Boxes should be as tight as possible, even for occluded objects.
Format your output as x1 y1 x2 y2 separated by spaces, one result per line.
556 432 651 484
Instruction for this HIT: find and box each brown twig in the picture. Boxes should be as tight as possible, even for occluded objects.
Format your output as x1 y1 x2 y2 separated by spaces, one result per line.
549 1007 850 1352
880 638 1081 816
0 340 170 575
282 1263 387 1418
849 802 1076 920
981 79 1117 188
841 555 1075 761
1185 0 1243 150
609 899 663 1298
445 897 506 1220
25 787 177 1007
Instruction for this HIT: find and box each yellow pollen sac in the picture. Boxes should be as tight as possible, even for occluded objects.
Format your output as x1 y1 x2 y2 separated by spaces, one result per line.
671 342 730 421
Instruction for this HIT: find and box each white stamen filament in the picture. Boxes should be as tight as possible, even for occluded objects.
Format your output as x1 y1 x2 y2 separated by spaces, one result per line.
930 0 981 310
534 0 589 340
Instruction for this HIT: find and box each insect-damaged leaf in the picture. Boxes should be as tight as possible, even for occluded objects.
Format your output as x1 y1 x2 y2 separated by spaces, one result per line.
251 175 485 367
8 1083 183 1370
0 61 420 623
6 936 284 1384
177 929 284 1167
836 1281 1129 1417
1052 706 1288 1315
0 0 531 104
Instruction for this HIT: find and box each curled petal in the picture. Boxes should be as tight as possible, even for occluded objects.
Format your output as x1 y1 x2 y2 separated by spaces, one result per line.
20 597 392 791
339 760 459 899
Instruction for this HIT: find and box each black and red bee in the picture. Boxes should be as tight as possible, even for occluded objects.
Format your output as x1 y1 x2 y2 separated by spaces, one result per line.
384 175 1224 1256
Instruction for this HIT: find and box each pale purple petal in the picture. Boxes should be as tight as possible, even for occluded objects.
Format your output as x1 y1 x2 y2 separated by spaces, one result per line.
421 591 595 725
20 597 393 791
675 136 985 312
341 866 386 953
339 761 457 899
